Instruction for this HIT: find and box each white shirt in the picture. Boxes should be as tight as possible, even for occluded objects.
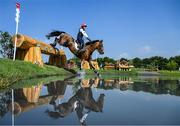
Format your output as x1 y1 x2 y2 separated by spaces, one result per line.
80 28 89 38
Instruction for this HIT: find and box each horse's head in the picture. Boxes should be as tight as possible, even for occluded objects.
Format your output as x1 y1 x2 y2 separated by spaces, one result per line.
97 40 104 55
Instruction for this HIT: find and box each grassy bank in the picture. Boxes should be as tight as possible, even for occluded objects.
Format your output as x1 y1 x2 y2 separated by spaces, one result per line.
1 58 180 89
0 58 73 88
85 68 180 77
159 70 180 76
85 68 138 76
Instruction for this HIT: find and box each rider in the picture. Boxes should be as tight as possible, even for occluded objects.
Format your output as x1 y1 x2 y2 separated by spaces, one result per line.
77 23 91 50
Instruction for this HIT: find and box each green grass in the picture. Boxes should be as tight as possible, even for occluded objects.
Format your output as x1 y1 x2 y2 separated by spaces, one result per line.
85 68 138 76
0 58 73 88
1 58 180 89
158 70 180 76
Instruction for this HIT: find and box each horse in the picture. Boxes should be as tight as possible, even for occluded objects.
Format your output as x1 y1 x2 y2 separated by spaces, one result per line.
46 30 104 75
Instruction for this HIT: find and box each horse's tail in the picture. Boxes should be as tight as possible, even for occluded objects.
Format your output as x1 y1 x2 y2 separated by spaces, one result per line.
46 30 65 39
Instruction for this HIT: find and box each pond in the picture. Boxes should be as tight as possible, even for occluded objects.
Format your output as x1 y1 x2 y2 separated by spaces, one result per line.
0 76 180 125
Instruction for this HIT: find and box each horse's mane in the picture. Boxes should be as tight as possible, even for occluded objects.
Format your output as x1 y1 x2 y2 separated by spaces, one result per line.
46 30 66 39
85 40 100 46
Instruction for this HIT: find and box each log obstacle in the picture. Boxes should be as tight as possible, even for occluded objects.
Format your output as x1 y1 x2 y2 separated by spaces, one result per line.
12 34 67 67
82 60 100 70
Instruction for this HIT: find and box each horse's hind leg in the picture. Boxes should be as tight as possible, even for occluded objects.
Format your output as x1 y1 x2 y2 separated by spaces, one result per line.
88 60 100 76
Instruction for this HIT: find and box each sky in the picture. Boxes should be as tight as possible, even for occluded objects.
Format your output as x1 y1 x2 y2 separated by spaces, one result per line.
0 0 180 60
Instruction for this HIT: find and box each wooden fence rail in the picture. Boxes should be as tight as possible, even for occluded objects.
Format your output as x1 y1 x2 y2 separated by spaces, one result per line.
12 34 66 67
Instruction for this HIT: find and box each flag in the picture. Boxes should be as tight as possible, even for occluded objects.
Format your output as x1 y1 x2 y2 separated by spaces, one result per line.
16 3 20 9
13 2 21 61
15 3 20 23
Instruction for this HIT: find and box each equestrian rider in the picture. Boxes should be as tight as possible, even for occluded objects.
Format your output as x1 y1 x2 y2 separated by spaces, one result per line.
77 23 91 50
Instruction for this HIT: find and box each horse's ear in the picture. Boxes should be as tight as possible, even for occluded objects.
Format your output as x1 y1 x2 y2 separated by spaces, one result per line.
100 40 103 43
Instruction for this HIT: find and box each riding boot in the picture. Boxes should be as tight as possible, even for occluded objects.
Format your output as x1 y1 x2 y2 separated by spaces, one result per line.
80 43 86 52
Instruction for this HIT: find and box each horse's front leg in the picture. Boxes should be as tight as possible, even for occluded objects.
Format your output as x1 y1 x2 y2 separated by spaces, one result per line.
80 59 85 70
88 60 100 76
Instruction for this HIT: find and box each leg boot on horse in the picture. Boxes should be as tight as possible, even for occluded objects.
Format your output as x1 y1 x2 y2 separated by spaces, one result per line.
50 39 59 51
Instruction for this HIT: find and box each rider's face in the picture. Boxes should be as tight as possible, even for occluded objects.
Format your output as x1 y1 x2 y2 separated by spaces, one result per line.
82 26 87 30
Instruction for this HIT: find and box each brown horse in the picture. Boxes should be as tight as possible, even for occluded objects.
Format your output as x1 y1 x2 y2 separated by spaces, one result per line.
46 31 104 75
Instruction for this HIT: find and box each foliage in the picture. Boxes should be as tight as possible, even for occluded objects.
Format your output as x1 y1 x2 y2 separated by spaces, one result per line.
142 58 151 68
131 56 179 70
0 31 13 59
148 56 168 70
94 55 180 71
132 57 142 68
166 60 178 71
169 56 180 68
0 91 11 118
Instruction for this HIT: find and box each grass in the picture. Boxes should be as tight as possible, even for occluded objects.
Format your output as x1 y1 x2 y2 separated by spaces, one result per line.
1 58 180 89
75 67 180 77
85 68 138 75
0 75 75 92
158 70 180 76
0 58 73 88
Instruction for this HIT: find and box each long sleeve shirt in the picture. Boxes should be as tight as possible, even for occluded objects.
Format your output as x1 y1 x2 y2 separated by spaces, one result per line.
77 28 89 39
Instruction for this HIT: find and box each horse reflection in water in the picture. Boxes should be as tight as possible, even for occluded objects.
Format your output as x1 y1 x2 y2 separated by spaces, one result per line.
46 78 105 125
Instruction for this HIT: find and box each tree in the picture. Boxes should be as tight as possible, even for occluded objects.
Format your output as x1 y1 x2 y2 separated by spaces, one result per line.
166 60 178 71
132 57 142 68
149 56 168 70
169 56 180 69
0 31 13 59
96 57 104 67
103 56 116 64
142 58 151 68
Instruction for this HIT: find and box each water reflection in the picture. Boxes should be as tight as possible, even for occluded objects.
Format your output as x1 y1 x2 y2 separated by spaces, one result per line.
0 91 11 118
46 78 105 125
0 76 180 125
46 80 67 103
97 76 180 96
9 85 42 115
102 76 134 90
